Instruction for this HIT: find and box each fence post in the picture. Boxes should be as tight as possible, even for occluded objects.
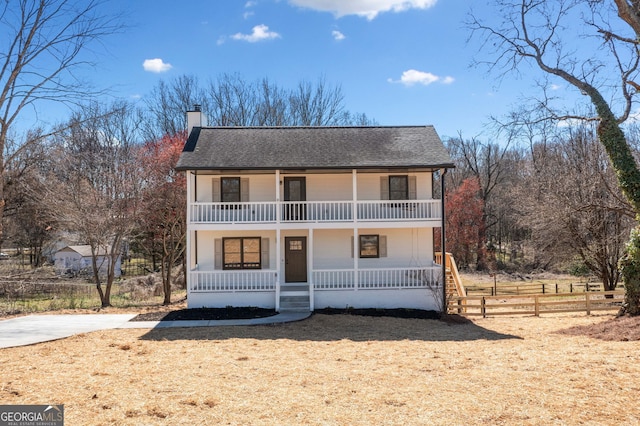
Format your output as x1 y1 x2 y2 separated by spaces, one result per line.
481 296 486 318
535 295 539 316
570 283 573 293
555 283 558 294
586 293 591 315
542 283 545 294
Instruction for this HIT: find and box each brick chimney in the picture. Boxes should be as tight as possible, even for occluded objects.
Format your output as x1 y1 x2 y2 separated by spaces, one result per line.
186 104 207 135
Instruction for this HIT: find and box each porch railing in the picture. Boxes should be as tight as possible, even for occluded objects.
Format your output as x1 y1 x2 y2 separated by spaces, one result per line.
313 267 442 290
190 269 277 292
188 267 441 292
189 200 441 224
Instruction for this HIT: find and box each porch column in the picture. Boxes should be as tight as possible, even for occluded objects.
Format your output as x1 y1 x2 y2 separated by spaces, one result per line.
440 169 447 312
276 227 281 311
309 228 314 310
352 169 359 290
186 172 193 296
186 171 194 224
275 170 281 224
353 229 359 290
275 170 281 311
352 169 358 222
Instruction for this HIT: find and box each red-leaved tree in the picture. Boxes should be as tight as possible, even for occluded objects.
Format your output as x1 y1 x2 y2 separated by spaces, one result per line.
138 131 187 305
440 178 486 269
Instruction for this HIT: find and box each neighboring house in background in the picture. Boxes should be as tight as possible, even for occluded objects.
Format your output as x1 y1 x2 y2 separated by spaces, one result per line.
176 108 454 312
54 245 121 277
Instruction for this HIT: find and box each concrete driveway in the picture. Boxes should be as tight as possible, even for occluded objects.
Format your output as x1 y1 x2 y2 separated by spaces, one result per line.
0 314 137 348
0 311 311 348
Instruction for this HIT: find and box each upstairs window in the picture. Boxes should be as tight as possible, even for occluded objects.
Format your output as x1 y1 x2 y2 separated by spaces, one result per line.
389 175 408 200
221 177 241 203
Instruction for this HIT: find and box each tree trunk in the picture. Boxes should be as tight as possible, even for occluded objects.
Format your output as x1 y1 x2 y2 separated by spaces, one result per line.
102 277 113 308
163 258 172 306
620 227 640 315
586 88 640 315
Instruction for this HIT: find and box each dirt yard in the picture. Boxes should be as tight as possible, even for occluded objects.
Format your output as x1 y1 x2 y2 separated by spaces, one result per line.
1 313 639 425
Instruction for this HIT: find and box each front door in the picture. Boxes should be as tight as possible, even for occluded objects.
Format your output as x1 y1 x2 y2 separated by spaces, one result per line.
284 177 306 220
285 237 307 282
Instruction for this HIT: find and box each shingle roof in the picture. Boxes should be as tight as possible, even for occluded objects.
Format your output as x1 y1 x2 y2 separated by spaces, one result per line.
175 126 454 171
58 245 111 257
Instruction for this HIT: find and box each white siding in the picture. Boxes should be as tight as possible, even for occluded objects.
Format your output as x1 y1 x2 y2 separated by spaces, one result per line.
312 229 354 269
314 289 439 310
305 174 353 201
247 175 276 202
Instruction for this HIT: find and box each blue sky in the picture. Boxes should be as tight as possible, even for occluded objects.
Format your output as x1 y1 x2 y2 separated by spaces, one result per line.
22 0 586 140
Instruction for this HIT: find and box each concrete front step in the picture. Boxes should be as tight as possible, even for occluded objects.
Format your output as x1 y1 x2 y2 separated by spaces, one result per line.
279 283 311 311
280 296 310 310
281 298 309 303
279 307 311 313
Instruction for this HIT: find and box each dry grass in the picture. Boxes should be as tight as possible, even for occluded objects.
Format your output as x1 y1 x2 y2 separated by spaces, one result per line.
1 313 640 425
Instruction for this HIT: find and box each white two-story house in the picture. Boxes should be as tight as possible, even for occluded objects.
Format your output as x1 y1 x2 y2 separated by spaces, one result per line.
176 108 454 312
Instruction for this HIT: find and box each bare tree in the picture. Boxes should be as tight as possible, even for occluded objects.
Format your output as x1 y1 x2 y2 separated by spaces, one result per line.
520 125 635 289
446 134 520 270
289 77 345 126
54 101 142 307
0 0 122 243
3 130 56 266
207 73 260 126
144 75 204 140
469 0 640 314
137 132 187 305
145 73 376 131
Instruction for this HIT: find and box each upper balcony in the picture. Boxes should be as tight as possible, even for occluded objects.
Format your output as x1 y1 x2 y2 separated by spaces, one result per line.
188 199 442 225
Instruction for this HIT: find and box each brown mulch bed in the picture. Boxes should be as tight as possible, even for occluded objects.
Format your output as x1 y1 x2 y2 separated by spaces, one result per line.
131 306 277 321
314 307 441 320
556 313 640 341
131 307 448 322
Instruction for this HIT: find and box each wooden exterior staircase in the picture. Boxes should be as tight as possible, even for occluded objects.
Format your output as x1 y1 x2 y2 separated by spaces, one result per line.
435 252 466 314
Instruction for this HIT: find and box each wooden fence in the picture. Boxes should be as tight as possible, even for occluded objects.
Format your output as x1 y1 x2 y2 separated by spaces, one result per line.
464 281 619 296
449 290 624 317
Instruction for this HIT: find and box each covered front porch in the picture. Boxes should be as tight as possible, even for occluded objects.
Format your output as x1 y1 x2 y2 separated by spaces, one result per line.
186 226 442 311
187 265 443 311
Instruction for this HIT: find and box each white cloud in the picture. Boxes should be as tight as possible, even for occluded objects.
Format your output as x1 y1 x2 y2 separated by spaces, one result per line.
289 0 437 20
142 58 172 73
244 11 255 19
231 24 281 42
332 30 345 41
245 1 257 7
388 69 454 86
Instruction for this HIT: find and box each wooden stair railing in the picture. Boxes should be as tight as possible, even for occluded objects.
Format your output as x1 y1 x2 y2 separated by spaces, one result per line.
435 252 466 313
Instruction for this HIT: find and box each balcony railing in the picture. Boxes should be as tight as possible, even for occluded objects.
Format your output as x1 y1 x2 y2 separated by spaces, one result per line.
189 200 441 224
